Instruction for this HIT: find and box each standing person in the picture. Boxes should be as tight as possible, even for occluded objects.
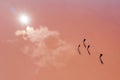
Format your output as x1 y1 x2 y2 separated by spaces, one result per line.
77 44 81 55
83 39 86 48
87 45 91 55
99 53 104 64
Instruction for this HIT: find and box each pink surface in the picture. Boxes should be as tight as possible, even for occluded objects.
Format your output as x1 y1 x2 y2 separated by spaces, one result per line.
0 0 120 80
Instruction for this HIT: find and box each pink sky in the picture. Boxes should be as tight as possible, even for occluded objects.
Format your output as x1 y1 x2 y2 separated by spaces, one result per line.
0 0 120 80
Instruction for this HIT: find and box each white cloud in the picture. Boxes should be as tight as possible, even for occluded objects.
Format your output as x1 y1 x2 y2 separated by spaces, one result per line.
15 26 75 67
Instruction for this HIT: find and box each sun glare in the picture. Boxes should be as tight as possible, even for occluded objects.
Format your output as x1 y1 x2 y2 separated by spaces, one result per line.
19 14 30 25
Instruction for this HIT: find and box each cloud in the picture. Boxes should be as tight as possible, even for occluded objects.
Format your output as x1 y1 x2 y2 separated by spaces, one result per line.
15 26 75 67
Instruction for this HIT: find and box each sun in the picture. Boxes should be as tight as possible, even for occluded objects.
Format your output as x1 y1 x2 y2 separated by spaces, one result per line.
19 14 30 25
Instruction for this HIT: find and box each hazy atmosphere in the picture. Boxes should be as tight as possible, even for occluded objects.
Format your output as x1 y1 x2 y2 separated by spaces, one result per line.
0 0 120 80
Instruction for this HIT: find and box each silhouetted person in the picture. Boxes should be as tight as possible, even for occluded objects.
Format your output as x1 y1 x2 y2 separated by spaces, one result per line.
83 38 86 48
99 53 104 64
87 45 91 55
77 44 81 55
